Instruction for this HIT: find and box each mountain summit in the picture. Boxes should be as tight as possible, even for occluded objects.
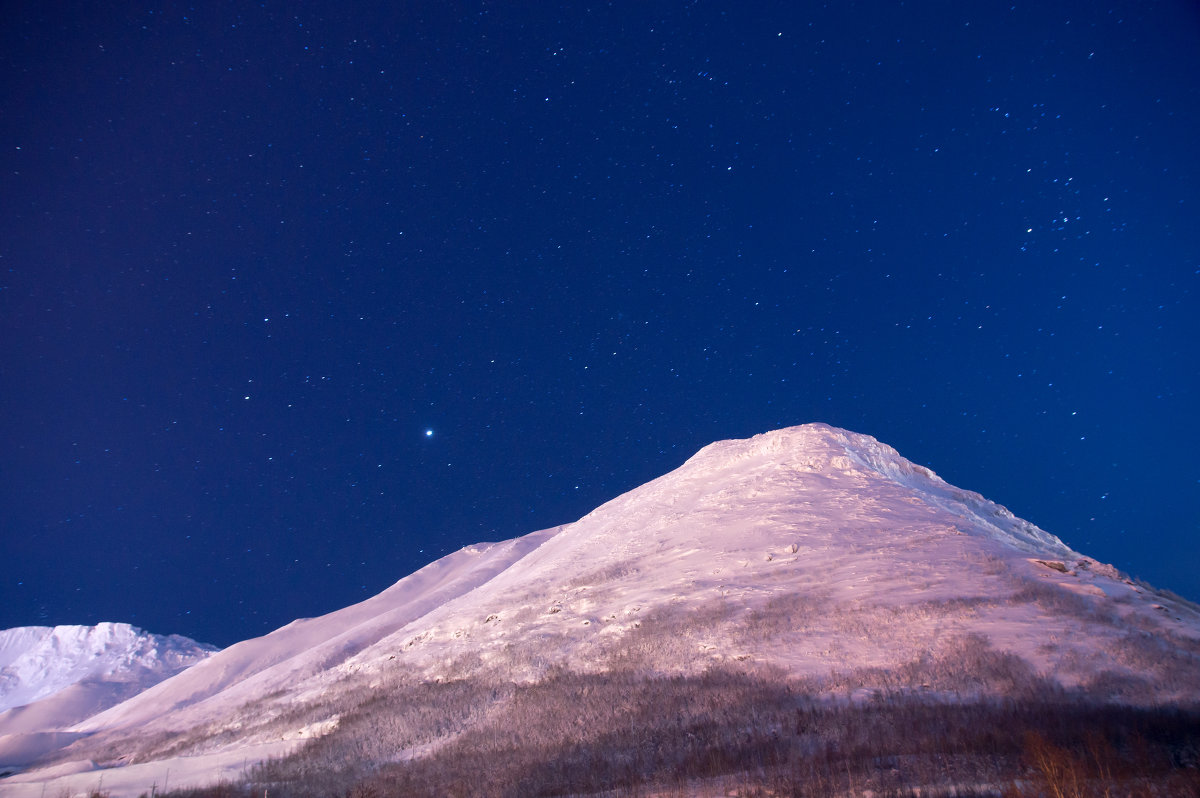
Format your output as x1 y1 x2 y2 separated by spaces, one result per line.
5 424 1199 797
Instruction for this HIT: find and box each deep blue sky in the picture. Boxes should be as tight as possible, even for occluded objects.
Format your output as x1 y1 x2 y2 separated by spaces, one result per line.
2 2 1197 648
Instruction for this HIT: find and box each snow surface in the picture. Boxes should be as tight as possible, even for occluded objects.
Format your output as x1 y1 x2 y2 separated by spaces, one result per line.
4 424 1198 797
0 739 297 797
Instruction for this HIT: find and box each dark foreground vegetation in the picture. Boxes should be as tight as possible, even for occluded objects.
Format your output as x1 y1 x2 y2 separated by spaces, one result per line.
152 666 1199 798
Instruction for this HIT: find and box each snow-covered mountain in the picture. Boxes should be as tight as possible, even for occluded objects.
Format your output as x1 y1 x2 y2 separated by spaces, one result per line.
4 424 1199 797
0 623 215 773
0 623 216 717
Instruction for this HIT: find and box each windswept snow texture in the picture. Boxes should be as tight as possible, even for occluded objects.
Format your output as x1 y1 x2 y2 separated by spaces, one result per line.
5 425 1199 797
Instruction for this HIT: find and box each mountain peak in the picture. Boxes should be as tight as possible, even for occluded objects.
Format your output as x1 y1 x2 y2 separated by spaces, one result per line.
589 423 1072 558
684 423 928 476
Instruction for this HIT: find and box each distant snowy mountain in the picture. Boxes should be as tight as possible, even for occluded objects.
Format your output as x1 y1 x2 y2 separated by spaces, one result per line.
0 623 216 716
0 623 215 770
4 425 1199 797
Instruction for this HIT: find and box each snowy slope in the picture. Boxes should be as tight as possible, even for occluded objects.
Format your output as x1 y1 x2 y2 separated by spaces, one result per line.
6 424 1199 797
71 528 557 734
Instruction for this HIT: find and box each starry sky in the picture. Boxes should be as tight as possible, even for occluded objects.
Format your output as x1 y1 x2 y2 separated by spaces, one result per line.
2 2 1197 648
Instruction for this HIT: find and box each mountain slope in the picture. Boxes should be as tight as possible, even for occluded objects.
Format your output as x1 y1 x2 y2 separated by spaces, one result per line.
70 527 558 735
6 424 1200 797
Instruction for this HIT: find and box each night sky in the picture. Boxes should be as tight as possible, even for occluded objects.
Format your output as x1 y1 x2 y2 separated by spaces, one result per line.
3 2 1197 648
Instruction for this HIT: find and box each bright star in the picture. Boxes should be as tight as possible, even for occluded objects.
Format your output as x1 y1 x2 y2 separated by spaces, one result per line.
424 429 434 437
